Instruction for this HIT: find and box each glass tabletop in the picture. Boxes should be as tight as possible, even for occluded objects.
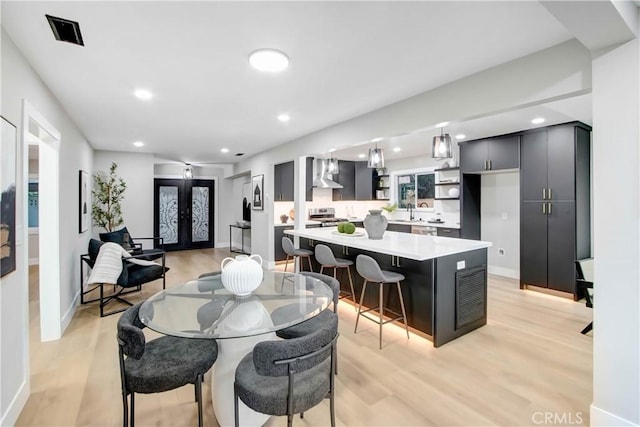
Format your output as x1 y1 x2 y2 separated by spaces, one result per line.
139 271 333 339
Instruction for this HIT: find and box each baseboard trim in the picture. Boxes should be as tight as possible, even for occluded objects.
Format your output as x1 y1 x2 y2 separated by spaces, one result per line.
0 378 29 427
487 266 519 279
61 291 80 335
590 404 638 426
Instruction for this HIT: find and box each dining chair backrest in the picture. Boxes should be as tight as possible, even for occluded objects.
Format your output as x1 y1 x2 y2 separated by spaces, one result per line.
315 244 338 266
356 254 387 283
117 302 147 359
299 271 340 310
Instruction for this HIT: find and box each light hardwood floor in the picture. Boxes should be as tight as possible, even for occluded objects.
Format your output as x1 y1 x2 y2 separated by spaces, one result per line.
19 249 593 426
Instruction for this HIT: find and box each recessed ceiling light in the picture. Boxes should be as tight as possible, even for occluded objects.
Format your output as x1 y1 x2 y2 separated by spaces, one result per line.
133 141 144 147
249 49 289 72
221 148 229 153
371 137 384 143
358 153 366 159
393 147 401 152
134 89 153 100
531 117 545 124
455 134 466 140
435 121 449 128
277 113 290 122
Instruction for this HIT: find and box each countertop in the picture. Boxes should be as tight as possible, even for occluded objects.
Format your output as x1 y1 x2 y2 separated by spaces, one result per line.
341 218 460 229
285 227 491 261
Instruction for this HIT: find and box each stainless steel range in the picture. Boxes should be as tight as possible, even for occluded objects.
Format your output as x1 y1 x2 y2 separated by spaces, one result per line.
308 207 349 227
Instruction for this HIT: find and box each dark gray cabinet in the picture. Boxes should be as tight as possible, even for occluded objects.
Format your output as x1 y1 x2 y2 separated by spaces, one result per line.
274 225 293 261
437 227 460 238
460 135 520 173
332 161 376 201
274 159 314 202
387 223 411 233
274 161 294 202
520 122 591 299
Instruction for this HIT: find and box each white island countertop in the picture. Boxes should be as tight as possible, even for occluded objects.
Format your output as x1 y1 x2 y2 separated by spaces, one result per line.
285 227 491 261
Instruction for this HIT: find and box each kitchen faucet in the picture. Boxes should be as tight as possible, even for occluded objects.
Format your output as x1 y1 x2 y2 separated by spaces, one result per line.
407 203 415 221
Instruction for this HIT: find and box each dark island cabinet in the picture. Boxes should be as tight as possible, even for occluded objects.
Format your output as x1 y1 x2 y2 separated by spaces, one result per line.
387 223 411 233
437 227 460 238
520 122 591 298
274 225 294 261
460 135 520 173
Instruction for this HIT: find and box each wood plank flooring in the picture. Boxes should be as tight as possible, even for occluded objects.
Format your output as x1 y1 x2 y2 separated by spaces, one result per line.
19 248 593 426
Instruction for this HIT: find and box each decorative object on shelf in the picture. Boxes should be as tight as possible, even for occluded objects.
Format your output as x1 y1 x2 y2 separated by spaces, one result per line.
289 208 295 220
432 127 453 159
368 140 385 168
441 161 450 168
92 162 127 232
251 174 264 211
448 187 460 198
363 209 388 240
279 214 289 224
220 254 264 296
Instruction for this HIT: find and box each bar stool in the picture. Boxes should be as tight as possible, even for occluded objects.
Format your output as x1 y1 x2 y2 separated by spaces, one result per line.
314 244 356 308
281 237 313 273
354 254 409 349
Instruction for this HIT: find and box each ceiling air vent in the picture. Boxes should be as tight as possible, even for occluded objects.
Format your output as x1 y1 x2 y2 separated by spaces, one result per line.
235 153 245 157
46 14 84 46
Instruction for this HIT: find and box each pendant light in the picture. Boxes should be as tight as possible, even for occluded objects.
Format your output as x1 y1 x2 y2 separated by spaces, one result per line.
326 154 339 175
368 141 385 168
432 127 453 159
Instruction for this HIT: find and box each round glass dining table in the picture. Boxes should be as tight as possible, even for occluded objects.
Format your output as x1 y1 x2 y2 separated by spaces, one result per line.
139 270 333 427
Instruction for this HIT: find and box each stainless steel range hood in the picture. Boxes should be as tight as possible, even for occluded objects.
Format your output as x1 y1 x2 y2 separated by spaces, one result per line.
312 158 343 189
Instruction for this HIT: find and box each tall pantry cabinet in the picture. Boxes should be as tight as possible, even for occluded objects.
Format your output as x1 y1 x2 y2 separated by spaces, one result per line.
520 122 591 299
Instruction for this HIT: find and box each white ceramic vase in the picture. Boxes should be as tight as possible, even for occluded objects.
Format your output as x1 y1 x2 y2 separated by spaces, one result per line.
220 254 263 296
364 209 388 240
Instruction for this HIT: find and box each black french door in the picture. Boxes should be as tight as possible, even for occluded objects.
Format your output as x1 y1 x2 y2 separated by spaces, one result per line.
154 179 215 251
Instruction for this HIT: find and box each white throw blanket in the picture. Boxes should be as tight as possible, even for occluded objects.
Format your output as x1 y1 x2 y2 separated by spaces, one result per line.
87 242 159 285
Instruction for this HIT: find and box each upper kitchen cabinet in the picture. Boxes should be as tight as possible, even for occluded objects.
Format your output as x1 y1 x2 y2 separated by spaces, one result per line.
332 160 376 201
460 135 520 173
274 161 294 201
274 158 314 202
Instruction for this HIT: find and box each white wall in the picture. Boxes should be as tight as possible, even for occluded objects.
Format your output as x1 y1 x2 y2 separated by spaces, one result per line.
480 173 520 279
591 37 640 426
94 151 154 239
1 30 93 426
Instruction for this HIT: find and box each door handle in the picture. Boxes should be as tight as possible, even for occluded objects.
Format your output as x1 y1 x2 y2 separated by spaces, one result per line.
548 188 552 200
542 203 546 215
542 188 546 200
548 202 552 215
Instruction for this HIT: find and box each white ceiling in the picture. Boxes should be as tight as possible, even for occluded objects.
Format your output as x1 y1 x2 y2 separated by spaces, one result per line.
2 1 586 165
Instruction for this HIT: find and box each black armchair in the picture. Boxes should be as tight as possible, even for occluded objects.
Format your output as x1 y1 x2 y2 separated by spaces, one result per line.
99 226 165 262
81 239 169 317
576 260 593 334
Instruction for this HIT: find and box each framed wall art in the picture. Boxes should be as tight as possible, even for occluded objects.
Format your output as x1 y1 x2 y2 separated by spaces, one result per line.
252 174 264 211
79 170 89 233
1 116 17 278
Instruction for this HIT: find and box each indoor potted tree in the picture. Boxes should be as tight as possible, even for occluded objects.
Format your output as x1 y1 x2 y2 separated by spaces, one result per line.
92 162 127 232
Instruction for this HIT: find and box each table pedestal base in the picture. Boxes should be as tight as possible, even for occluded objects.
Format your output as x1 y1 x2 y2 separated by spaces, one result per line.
213 333 275 427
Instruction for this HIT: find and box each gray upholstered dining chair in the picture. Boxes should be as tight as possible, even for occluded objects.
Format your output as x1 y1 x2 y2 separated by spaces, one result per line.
117 303 218 427
282 236 314 273
233 311 339 427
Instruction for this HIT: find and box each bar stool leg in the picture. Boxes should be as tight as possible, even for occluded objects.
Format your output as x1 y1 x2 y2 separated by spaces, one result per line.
346 265 357 311
379 282 384 349
354 280 368 333
397 281 410 339
306 255 314 272
284 255 291 273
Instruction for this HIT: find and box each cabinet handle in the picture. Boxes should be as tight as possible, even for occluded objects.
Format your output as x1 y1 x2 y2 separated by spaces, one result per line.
548 188 552 200
542 188 546 200
548 202 552 214
484 160 488 170
391 255 395 267
396 257 401 268
489 160 492 170
542 203 546 214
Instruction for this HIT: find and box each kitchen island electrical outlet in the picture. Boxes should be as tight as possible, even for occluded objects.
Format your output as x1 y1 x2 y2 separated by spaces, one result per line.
457 260 466 270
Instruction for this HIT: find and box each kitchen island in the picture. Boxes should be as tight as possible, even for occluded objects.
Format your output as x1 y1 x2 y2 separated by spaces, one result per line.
285 227 492 347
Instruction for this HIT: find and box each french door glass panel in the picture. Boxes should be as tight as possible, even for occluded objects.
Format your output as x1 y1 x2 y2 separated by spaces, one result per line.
191 186 209 243
159 186 179 244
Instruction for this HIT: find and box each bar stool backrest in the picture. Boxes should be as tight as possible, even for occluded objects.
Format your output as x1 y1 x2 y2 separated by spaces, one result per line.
315 244 338 266
356 254 387 283
282 237 297 256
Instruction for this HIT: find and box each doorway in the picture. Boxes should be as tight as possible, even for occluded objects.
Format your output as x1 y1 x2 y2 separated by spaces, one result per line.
154 179 215 251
